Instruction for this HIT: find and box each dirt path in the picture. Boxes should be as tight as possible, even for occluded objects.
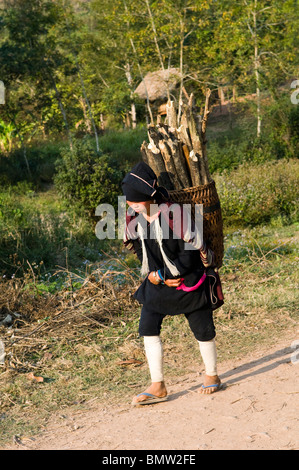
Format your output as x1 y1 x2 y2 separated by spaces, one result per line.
3 328 299 451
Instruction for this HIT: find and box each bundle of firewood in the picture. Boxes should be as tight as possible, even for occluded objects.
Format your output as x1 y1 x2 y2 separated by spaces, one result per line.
140 91 212 190
140 89 224 268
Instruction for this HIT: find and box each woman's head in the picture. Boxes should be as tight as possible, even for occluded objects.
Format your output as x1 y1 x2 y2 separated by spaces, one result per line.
122 161 169 205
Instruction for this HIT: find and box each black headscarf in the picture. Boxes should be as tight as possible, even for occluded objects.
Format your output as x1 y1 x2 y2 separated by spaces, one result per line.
122 162 169 202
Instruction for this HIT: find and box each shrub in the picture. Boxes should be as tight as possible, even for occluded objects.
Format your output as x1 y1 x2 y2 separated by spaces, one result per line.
54 138 125 216
214 159 299 226
262 94 299 160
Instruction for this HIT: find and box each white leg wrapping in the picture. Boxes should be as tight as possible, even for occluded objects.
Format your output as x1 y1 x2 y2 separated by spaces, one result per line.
198 338 218 376
143 335 164 383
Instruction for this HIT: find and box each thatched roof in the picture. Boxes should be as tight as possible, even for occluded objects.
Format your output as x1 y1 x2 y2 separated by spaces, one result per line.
134 68 181 101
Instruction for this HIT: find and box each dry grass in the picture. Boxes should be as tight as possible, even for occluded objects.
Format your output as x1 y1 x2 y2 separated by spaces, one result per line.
0 258 141 370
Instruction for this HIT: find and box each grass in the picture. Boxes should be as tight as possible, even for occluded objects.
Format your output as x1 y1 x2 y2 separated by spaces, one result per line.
0 221 298 446
98 126 147 166
0 184 115 277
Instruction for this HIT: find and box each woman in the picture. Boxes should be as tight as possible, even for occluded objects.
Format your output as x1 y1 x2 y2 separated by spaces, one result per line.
122 162 222 405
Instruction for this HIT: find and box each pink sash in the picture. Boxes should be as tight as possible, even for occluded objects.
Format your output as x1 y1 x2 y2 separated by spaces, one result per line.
176 272 207 292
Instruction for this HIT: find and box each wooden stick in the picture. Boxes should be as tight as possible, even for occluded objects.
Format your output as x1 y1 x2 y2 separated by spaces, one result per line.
182 144 191 172
177 110 192 150
200 88 212 183
166 100 177 129
163 126 192 188
141 140 173 189
158 139 182 189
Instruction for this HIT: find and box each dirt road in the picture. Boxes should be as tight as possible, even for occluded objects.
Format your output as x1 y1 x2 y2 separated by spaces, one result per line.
3 327 298 451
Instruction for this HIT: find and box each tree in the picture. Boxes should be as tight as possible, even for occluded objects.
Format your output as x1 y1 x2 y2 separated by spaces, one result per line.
82 0 143 128
207 0 299 137
0 0 75 150
1 0 298 147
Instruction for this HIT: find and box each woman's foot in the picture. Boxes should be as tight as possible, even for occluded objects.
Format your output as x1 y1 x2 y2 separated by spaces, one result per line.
199 374 221 394
132 381 167 405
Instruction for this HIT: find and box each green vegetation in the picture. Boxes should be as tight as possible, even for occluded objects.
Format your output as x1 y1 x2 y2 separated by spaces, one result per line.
207 96 299 173
54 138 125 214
215 158 298 226
0 184 102 276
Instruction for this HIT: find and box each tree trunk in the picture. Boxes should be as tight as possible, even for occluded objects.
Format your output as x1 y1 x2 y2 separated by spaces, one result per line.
123 0 154 125
131 103 137 129
145 0 170 102
50 73 73 151
246 0 262 139
100 114 105 131
78 96 92 133
62 9 99 150
77 67 100 152
125 62 137 129
177 19 184 125
253 5 262 138
141 140 173 189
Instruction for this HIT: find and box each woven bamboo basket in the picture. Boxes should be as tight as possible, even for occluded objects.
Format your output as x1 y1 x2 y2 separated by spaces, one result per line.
169 180 224 268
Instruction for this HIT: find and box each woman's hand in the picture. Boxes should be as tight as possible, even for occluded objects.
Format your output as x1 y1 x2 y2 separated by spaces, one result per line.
148 271 161 285
164 278 182 287
148 271 182 287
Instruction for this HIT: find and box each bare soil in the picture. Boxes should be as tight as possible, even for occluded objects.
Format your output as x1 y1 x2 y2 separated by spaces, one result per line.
2 326 298 451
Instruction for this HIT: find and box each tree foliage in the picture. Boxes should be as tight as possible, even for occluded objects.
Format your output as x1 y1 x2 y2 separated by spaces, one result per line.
0 0 298 149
